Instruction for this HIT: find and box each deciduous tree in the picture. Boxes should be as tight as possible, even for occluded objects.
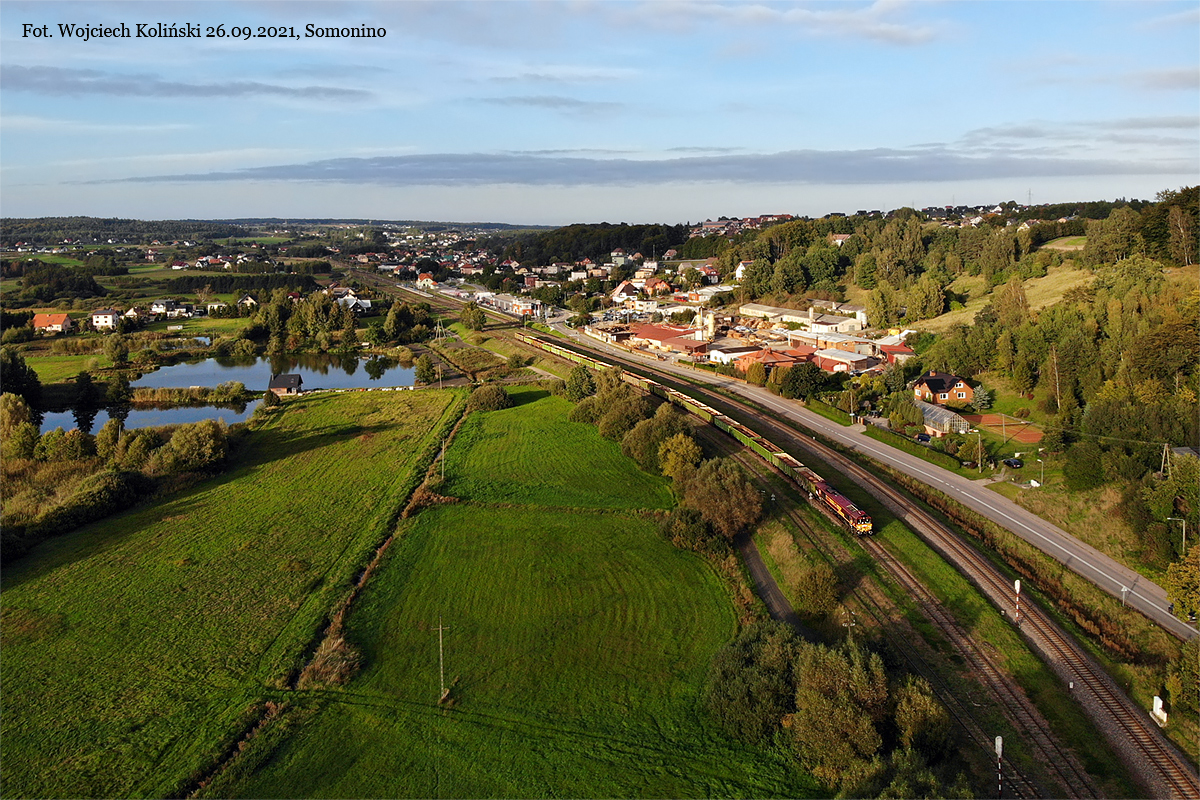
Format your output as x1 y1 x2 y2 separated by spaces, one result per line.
564 365 596 402
682 458 761 539
414 354 437 384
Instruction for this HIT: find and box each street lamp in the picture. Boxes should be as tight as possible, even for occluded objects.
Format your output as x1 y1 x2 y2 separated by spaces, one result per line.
1167 517 1187 555
1036 458 1044 487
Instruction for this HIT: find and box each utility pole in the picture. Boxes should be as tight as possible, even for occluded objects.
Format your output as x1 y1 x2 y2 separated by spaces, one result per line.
841 607 857 637
435 616 450 702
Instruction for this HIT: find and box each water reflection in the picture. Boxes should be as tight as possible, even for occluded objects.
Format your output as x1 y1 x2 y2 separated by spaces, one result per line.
71 406 100 434
40 401 259 433
40 353 416 433
132 352 414 391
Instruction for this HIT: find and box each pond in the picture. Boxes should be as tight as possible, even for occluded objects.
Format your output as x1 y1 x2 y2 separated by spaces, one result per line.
40 402 259 434
131 352 415 392
39 353 415 433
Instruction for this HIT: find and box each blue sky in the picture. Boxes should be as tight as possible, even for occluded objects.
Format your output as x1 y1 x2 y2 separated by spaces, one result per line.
2 1 1197 225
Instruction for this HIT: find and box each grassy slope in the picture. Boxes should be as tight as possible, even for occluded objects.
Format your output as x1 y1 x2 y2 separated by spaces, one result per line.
0 390 463 799
216 389 813 798
915 263 1093 334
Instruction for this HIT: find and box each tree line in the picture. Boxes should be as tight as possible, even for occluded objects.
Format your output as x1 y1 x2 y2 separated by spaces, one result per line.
0 216 247 247
1 391 242 560
476 222 691 267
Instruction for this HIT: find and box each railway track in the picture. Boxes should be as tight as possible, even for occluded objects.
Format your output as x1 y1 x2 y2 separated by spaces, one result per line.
713 385 1199 800
530 337 1197 800
363 286 1197 799
721 443 1085 799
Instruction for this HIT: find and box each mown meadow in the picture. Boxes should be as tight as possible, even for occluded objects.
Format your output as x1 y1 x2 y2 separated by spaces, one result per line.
206 388 816 798
0 389 464 798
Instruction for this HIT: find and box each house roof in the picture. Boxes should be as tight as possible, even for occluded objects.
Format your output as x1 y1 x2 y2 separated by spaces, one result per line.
611 280 639 299
813 348 874 364
913 371 966 394
739 349 798 366
33 313 71 327
268 374 303 391
629 323 691 344
91 308 119 316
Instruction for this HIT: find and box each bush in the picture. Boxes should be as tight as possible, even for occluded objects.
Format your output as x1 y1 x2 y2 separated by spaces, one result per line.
1 326 33 344
22 470 152 548
1063 441 1105 491
467 384 514 412
415 354 436 384
681 458 762 539
620 405 689 473
704 621 801 744
296 636 363 689
564 365 596 402
596 394 652 441
169 419 228 470
3 422 39 460
795 561 839 616
568 395 602 424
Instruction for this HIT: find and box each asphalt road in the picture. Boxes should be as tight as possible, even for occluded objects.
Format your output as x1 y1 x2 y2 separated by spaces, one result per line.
550 320 1197 642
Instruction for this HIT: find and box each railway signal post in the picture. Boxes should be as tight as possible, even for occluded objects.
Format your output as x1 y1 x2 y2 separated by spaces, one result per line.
995 736 1003 799
1014 579 1021 627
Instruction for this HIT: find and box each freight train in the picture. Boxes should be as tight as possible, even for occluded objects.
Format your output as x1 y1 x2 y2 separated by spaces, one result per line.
515 331 873 534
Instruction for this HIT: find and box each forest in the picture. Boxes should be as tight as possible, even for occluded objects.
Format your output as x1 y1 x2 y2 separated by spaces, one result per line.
0 217 247 246
476 222 692 265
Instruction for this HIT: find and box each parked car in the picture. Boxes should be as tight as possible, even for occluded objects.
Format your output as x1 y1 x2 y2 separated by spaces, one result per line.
1003 458 1023 468
914 433 931 444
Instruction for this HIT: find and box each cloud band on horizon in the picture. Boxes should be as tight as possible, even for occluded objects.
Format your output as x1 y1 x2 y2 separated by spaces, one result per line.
99 148 1197 188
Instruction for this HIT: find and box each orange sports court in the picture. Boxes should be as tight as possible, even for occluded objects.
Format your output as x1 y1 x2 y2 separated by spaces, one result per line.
961 414 1044 444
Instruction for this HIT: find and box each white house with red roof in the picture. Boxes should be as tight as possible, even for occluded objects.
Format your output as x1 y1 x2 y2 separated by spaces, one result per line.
33 312 73 334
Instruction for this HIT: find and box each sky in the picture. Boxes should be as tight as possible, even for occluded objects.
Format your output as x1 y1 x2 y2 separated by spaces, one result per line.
1 0 1197 226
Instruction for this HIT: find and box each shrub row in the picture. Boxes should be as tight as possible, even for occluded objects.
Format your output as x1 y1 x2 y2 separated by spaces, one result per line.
2 469 153 558
864 425 962 471
805 398 853 426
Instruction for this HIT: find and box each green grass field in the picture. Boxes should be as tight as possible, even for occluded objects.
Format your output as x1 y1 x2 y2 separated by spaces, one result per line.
1042 236 1087 250
445 390 674 509
24 353 110 384
7 253 87 266
206 388 814 798
0 390 464 799
143 317 251 337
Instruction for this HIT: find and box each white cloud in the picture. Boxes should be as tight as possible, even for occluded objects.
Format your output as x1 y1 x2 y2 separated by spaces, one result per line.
0 115 191 133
